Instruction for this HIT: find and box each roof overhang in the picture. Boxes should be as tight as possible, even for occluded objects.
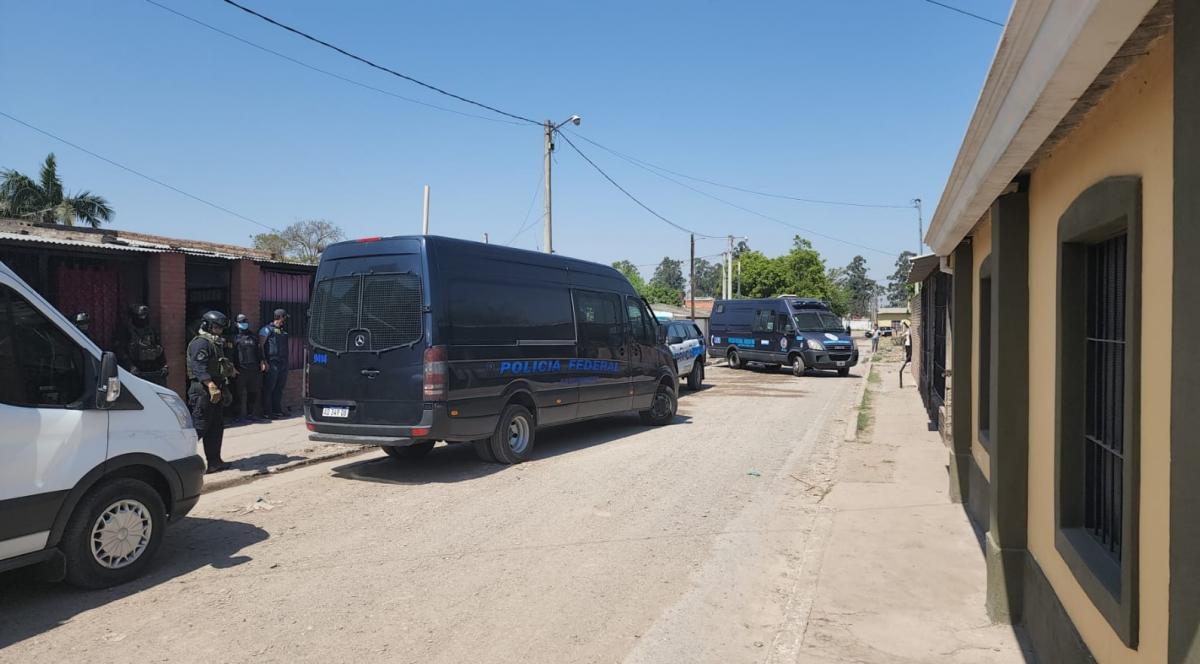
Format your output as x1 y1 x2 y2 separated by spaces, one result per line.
907 253 941 284
925 0 1159 255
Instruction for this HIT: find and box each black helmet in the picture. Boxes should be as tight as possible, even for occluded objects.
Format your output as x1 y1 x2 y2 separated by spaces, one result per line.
201 310 228 333
235 313 249 323
74 312 91 326
131 304 150 319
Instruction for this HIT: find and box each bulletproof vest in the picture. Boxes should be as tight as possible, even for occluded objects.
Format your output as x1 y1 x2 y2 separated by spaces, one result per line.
264 324 290 362
127 321 164 365
188 332 235 382
234 333 259 367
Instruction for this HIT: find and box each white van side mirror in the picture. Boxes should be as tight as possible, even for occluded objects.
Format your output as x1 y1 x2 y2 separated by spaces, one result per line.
97 351 121 409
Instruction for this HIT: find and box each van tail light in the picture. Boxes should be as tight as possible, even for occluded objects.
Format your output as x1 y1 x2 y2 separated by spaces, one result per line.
423 345 448 401
303 348 310 398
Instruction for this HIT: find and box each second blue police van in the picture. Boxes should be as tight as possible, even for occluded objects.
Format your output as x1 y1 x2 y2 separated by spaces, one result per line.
707 297 858 377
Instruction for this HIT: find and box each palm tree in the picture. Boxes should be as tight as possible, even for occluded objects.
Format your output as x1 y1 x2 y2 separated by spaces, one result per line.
0 153 113 228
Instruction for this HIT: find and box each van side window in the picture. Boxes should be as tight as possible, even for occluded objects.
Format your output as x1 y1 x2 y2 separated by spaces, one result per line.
446 279 574 345
574 290 623 359
625 298 655 345
0 284 86 407
752 309 776 333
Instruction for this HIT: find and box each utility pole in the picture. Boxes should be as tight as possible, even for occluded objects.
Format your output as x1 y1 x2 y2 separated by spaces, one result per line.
689 234 696 320
542 115 582 255
736 259 742 297
725 235 734 300
482 232 489 244
913 198 923 254
422 185 431 235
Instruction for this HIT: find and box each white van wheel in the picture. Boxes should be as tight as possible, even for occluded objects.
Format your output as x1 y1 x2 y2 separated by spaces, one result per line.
62 478 166 588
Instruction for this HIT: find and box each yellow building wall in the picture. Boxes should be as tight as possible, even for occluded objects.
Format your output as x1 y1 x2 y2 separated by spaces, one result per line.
1026 30 1173 662
970 214 992 482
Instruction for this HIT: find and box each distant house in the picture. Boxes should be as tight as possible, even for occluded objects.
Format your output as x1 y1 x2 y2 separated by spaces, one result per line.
873 305 909 330
0 218 314 411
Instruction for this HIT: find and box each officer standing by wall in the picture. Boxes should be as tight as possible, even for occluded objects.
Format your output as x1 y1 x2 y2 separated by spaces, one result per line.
72 312 93 341
260 308 290 419
116 304 169 386
233 313 267 423
188 311 237 472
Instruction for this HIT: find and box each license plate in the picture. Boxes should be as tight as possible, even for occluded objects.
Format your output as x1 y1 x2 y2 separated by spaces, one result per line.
836 361 846 367
322 406 350 418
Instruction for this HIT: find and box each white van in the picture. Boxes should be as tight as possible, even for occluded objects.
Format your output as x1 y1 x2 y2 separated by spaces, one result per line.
0 261 204 588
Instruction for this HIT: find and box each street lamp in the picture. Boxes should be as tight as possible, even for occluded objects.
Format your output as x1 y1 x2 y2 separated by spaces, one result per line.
544 115 581 254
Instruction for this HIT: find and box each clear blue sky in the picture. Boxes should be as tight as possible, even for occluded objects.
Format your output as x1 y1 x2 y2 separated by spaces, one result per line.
0 0 1011 280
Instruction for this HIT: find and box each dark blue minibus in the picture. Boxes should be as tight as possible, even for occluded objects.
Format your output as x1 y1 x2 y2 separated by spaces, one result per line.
707 297 858 376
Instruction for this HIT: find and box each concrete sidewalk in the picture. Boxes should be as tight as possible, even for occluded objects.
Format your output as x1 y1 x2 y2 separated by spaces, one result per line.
201 417 374 492
794 357 1034 663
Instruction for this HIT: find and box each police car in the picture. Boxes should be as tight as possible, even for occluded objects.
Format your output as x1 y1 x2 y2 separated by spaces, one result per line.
664 320 705 390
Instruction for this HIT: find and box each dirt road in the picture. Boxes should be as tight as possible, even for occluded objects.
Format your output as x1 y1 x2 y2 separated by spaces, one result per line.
0 364 859 663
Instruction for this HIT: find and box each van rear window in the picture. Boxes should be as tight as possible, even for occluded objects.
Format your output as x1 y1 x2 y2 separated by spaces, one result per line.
310 272 423 351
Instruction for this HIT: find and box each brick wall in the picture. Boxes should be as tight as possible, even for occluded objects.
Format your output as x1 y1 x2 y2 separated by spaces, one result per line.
147 252 187 396
283 368 304 414
229 259 261 324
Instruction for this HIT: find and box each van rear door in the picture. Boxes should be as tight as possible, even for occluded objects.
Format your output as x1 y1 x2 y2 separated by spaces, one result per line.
307 248 427 428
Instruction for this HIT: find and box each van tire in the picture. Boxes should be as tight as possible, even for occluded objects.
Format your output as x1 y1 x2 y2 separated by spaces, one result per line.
791 355 806 377
61 478 166 589
382 442 434 460
490 404 535 464
837 368 850 377
473 439 497 463
686 362 703 390
727 349 743 369
639 382 677 426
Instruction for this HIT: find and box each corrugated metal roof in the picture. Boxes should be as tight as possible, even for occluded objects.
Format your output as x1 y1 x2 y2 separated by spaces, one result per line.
0 231 164 254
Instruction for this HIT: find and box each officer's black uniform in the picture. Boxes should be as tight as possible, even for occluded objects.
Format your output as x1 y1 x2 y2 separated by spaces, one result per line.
187 311 233 471
233 314 264 421
261 309 291 418
116 305 168 386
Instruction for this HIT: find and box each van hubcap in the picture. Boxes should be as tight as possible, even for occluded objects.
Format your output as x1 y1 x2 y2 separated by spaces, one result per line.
508 415 531 454
651 392 673 419
91 499 153 569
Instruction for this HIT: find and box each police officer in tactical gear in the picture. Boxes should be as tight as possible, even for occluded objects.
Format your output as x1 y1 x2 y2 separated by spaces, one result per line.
188 310 238 473
116 304 168 386
232 313 267 423
260 308 290 419
72 312 93 339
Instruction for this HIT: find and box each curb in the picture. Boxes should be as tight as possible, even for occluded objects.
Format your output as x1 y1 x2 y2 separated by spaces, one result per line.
843 351 873 443
201 445 379 494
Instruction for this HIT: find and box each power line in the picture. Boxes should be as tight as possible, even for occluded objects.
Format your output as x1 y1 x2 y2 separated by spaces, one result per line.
506 171 545 245
220 0 541 126
918 0 1004 27
0 110 276 231
142 0 522 126
556 133 723 240
565 131 893 257
568 132 913 210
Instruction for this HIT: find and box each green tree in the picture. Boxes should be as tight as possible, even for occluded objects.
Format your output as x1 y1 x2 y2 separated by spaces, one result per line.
649 257 685 293
611 260 646 290
886 250 917 305
690 258 722 297
252 219 345 264
0 153 113 228
641 283 683 306
834 255 878 317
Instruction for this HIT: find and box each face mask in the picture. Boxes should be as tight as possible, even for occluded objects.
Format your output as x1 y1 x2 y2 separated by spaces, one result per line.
238 322 250 331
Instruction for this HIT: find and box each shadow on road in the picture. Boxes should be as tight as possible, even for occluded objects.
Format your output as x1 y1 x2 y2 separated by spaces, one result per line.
229 452 305 471
0 517 268 649
330 413 693 487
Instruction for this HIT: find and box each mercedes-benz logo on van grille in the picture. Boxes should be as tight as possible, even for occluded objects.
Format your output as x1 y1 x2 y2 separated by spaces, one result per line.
354 334 366 348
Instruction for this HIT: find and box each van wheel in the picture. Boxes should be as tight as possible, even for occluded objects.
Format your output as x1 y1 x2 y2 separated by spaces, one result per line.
727 349 743 369
639 382 677 426
686 362 703 390
473 439 497 463
838 368 850 377
791 355 806 377
61 478 166 589
382 442 434 460
490 404 535 464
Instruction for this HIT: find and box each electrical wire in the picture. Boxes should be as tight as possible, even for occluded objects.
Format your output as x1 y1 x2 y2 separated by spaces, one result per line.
506 171 545 245
567 132 914 210
918 0 1004 27
564 131 893 257
556 133 722 240
143 0 523 126
0 110 276 231
220 0 541 126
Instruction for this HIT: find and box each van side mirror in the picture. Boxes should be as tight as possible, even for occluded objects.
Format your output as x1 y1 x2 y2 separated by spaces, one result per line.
96 351 121 409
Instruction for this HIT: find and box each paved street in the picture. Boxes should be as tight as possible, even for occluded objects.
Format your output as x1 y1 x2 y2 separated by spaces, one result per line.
0 356 1025 663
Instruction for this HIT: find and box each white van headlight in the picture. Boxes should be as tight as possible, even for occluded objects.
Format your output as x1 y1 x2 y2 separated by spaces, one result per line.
159 393 194 430
805 338 825 351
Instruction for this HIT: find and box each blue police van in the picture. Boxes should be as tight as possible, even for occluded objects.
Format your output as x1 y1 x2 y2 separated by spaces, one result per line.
707 297 858 377
304 236 678 464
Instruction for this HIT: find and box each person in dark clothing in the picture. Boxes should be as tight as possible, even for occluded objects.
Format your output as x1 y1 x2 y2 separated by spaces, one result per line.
72 312 93 340
116 304 169 386
232 313 267 423
260 308 290 418
188 311 237 473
